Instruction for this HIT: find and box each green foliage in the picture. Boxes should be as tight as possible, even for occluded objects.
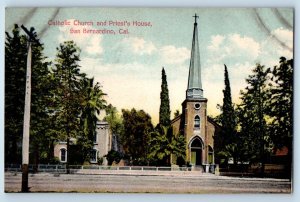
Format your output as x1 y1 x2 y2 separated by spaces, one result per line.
174 110 180 118
159 68 171 126
5 25 29 164
236 63 271 164
215 65 237 164
104 104 124 151
97 157 104 165
78 78 106 162
148 125 186 166
121 108 153 165
172 134 186 165
5 25 107 166
105 150 123 165
51 41 84 168
221 65 236 141
51 41 107 166
217 58 293 168
52 40 83 137
266 57 293 152
5 24 52 165
105 104 123 134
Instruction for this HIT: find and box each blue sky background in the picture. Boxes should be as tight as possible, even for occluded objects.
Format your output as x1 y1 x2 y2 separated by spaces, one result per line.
5 8 294 124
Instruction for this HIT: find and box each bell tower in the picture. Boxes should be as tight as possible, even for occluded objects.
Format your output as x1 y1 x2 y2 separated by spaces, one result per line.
182 14 209 166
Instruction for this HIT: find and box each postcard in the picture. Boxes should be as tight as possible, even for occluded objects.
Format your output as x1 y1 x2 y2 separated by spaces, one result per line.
4 7 293 193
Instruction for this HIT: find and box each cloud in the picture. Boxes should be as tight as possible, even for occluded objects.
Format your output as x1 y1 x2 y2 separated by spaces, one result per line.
58 19 103 55
85 37 103 55
203 28 293 115
159 45 190 65
270 28 293 59
114 37 190 67
272 28 293 48
257 28 293 67
204 34 260 112
229 34 261 58
122 37 156 55
207 34 261 62
207 35 225 51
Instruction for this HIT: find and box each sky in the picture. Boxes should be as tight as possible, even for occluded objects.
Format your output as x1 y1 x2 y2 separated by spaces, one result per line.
5 8 294 124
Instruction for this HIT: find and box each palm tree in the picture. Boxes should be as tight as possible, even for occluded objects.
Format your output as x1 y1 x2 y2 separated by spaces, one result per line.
79 77 106 162
148 125 186 166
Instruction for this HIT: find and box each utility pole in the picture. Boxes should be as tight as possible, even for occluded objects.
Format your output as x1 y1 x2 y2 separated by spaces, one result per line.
20 25 40 192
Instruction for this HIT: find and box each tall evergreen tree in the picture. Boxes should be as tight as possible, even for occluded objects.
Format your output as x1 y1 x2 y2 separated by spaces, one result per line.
237 64 270 170
266 57 293 178
159 67 171 126
28 31 52 168
215 65 237 164
5 25 52 165
267 57 293 152
5 25 27 164
221 65 236 144
52 41 85 171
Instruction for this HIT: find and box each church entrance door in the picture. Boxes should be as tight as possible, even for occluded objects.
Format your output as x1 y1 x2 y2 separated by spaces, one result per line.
190 137 202 166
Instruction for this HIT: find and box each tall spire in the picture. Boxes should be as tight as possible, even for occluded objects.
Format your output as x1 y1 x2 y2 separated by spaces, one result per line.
186 13 203 99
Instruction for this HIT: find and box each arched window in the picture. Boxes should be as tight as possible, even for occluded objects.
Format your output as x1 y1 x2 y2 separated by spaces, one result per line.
194 115 200 128
60 148 67 162
191 137 202 148
90 149 97 163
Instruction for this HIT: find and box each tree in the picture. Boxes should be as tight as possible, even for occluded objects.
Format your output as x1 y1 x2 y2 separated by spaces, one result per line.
121 108 153 165
221 65 236 144
148 125 172 166
52 41 85 171
159 68 171 126
215 65 237 165
148 67 186 166
237 63 270 170
174 110 180 118
5 25 28 164
5 24 52 166
5 26 109 168
104 104 124 152
266 57 293 178
78 78 107 163
105 150 123 165
267 57 293 153
148 125 186 166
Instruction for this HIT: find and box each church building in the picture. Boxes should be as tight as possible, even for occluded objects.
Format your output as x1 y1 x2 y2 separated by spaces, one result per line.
171 14 220 170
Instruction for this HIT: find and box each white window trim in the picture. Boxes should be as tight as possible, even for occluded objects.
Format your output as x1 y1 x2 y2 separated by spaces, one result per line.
194 103 201 110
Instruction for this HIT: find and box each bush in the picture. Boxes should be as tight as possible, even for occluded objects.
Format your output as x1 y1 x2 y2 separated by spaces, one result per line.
105 150 123 165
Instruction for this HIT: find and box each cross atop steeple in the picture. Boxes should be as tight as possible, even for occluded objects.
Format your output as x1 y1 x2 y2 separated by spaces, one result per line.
193 13 199 24
186 13 203 99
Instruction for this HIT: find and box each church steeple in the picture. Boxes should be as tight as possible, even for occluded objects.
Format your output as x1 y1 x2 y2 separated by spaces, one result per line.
186 13 203 99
